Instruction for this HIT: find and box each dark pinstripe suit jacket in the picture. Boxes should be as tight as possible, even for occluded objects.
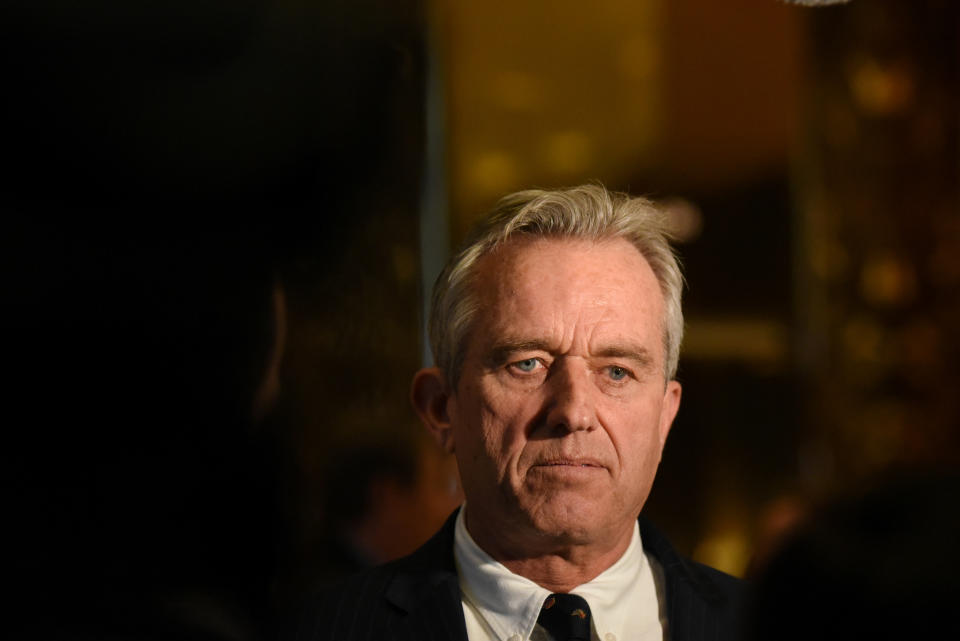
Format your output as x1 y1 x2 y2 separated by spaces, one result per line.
296 510 748 641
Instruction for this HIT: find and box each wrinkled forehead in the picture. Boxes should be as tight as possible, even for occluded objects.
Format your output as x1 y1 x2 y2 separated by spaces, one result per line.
466 236 666 351
473 234 657 294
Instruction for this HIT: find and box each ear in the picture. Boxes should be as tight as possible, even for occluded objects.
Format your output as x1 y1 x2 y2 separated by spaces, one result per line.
658 380 682 447
410 368 456 453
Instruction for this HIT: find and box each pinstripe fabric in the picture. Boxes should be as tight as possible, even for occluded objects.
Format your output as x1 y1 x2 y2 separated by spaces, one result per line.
294 510 748 641
638 519 748 641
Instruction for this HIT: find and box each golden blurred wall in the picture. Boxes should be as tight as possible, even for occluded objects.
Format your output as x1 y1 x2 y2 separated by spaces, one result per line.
433 0 804 235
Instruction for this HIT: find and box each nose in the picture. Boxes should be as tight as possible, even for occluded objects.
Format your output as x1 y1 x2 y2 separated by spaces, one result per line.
544 360 597 434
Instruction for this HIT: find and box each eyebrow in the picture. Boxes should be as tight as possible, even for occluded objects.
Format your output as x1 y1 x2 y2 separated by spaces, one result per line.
593 345 656 371
485 339 554 367
484 339 656 371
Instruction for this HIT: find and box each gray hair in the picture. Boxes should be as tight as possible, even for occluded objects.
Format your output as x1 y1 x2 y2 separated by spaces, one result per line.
429 184 684 388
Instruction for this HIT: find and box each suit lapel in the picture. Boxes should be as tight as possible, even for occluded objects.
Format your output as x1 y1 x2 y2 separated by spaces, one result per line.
639 517 729 641
383 510 469 641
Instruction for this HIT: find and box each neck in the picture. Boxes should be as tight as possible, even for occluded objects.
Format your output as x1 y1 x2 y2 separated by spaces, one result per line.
464 507 635 593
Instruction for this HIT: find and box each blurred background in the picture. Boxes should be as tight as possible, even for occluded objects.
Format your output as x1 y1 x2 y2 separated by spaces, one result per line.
4 0 958 635
421 0 960 577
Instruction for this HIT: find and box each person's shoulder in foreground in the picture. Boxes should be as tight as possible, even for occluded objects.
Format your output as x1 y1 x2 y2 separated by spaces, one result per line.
294 184 749 641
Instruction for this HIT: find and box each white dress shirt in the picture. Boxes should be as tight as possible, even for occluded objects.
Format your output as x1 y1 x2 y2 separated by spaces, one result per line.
453 507 666 641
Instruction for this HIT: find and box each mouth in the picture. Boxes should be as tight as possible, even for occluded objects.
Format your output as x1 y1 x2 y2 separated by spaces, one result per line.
534 459 604 469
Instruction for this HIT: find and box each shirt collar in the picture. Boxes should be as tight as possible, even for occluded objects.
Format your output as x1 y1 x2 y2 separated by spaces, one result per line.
453 505 651 641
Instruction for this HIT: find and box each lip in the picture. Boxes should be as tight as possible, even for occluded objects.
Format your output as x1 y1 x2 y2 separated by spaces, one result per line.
533 458 605 469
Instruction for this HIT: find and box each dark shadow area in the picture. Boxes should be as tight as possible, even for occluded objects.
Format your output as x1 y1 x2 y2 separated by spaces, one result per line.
4 1 425 638
752 467 960 639
8 227 290 639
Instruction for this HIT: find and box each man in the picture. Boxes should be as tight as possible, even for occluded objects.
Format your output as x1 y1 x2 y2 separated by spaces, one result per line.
296 184 747 641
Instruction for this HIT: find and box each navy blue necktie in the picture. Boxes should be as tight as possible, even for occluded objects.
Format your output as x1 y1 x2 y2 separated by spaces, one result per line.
537 593 592 641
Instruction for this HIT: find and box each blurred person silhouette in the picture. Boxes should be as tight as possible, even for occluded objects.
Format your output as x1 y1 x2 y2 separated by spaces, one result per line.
743 494 809 580
4 0 425 636
751 467 960 640
311 437 463 583
9 224 290 641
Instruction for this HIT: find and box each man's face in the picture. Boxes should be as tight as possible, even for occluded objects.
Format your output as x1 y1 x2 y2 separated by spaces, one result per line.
446 237 681 554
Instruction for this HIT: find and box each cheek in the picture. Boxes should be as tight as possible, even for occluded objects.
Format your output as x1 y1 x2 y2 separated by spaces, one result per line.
608 403 666 472
475 387 542 467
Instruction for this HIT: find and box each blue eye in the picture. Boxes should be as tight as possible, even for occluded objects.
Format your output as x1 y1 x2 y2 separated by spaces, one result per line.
608 366 628 381
515 358 539 372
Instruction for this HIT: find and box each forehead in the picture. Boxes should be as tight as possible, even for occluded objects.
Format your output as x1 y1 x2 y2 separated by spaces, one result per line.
469 236 665 351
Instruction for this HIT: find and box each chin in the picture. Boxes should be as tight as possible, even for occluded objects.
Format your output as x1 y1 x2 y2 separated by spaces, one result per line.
523 501 607 544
